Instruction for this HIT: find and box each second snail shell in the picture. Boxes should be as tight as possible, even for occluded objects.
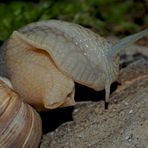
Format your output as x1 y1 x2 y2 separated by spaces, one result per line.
0 77 42 148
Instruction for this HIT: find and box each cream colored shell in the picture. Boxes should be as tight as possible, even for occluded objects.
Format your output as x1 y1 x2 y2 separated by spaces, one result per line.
0 77 42 148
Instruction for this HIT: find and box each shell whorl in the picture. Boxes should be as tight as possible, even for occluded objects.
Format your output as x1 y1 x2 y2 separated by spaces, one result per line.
0 78 42 148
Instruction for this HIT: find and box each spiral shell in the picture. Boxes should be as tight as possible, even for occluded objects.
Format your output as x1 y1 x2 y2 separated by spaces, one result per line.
0 77 42 148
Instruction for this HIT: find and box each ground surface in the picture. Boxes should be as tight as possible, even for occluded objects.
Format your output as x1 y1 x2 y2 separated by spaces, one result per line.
39 42 148 148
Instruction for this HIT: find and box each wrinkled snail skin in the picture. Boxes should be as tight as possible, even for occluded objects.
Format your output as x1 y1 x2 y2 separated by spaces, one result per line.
4 20 148 109
0 77 42 148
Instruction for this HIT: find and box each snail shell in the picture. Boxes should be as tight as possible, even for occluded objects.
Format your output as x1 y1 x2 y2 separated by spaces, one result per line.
0 77 42 148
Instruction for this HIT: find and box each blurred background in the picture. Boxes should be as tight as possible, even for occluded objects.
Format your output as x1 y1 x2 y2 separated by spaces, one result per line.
0 0 147 42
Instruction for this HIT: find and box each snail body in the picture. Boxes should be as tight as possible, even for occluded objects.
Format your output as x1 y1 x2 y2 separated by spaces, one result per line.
0 77 42 148
3 20 148 110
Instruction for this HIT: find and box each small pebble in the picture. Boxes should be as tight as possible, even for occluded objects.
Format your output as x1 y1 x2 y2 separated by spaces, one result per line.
124 101 129 105
74 108 79 113
128 138 132 142
129 110 133 114
125 135 130 140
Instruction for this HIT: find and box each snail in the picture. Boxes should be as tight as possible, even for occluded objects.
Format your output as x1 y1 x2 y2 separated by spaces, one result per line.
1 20 148 110
0 76 42 148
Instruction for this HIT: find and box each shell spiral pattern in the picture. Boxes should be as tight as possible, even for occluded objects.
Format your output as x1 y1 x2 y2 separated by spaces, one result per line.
0 77 42 148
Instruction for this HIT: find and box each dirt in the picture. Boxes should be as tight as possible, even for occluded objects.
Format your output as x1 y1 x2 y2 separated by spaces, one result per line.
39 43 148 148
